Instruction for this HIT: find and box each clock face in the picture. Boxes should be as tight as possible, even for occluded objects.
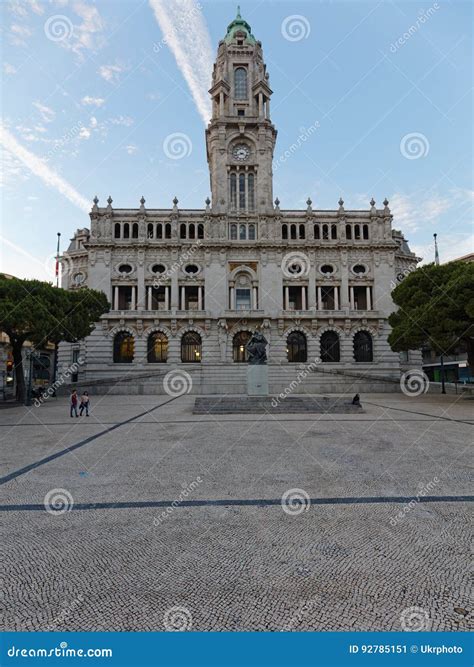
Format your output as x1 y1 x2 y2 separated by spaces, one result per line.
232 144 250 161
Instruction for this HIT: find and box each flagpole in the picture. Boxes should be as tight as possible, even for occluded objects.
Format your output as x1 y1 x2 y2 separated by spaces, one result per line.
433 233 439 266
55 232 61 287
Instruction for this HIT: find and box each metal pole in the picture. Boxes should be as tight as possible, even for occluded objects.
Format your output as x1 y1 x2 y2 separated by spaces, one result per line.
440 354 446 394
55 232 61 288
25 351 33 407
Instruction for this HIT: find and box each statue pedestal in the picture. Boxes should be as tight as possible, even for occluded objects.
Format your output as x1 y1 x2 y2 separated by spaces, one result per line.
247 365 269 396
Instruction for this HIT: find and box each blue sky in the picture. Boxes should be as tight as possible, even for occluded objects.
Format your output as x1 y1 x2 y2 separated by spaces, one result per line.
1 0 472 280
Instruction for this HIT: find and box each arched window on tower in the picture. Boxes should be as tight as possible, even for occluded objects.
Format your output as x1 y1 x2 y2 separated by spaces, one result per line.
123 223 130 239
114 223 121 239
132 223 138 239
188 224 195 240
299 224 306 240
314 224 320 240
345 224 352 240
363 224 369 240
197 224 204 240
282 224 288 240
147 223 154 239
248 224 256 240
248 172 255 211
234 67 248 100
165 223 171 239
331 224 337 240
230 173 237 210
180 223 186 239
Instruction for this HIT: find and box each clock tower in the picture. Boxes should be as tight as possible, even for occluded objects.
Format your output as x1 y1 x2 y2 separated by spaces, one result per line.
206 7 277 215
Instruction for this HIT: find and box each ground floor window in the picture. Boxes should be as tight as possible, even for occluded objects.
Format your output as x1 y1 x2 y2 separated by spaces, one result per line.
320 331 340 362
113 332 134 363
181 332 202 363
287 331 307 363
354 331 373 362
233 331 251 362
147 332 168 363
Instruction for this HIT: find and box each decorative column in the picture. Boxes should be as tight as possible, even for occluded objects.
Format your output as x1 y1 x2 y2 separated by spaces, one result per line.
301 286 307 311
147 286 152 310
113 286 119 310
350 286 355 310
230 286 235 310
219 92 224 116
366 286 372 311
258 93 263 118
131 285 136 311
334 286 339 311
198 286 203 311
180 286 185 311
317 286 322 310
252 286 258 310
284 286 289 310
165 286 170 311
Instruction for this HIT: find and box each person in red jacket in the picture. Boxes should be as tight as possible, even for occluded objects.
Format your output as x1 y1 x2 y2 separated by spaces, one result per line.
70 389 79 418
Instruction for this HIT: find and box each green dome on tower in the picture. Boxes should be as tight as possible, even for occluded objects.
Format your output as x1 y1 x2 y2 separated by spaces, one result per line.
224 6 256 44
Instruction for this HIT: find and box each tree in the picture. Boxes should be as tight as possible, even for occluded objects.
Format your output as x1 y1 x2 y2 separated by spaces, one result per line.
388 261 474 372
0 275 109 401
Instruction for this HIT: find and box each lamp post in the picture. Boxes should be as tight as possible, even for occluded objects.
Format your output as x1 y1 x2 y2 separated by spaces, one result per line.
440 353 446 395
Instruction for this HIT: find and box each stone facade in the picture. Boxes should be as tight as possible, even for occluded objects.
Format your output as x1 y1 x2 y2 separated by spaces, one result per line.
59 11 420 394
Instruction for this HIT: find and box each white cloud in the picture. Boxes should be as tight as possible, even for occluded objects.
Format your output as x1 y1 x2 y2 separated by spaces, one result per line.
98 63 126 84
390 192 452 232
33 101 55 123
81 95 106 107
149 0 213 124
79 127 91 140
109 115 134 127
9 22 32 46
0 125 90 212
125 144 138 155
89 116 98 128
4 62 17 75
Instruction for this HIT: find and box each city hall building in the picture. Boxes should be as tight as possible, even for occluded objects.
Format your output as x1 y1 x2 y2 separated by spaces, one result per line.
59 11 419 394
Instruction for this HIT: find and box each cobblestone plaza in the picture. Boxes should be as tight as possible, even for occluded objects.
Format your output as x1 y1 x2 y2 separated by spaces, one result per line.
0 393 472 632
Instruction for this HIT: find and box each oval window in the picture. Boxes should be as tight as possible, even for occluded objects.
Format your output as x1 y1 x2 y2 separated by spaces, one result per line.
118 264 132 274
320 264 334 275
152 264 166 274
185 264 199 274
353 264 366 275
73 272 85 284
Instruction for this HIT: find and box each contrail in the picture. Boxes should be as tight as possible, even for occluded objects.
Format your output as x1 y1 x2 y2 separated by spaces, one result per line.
0 125 90 213
149 0 213 125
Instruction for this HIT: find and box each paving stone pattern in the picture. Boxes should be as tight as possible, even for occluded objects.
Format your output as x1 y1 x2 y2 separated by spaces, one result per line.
0 393 472 632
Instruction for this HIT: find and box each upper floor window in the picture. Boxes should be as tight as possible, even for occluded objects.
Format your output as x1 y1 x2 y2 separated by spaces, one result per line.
229 170 256 214
234 67 247 99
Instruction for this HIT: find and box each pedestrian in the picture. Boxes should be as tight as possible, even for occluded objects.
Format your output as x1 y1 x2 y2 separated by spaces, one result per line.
79 391 90 417
70 389 79 417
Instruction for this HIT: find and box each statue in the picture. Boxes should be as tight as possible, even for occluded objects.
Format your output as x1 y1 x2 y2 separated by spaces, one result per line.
246 331 268 365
